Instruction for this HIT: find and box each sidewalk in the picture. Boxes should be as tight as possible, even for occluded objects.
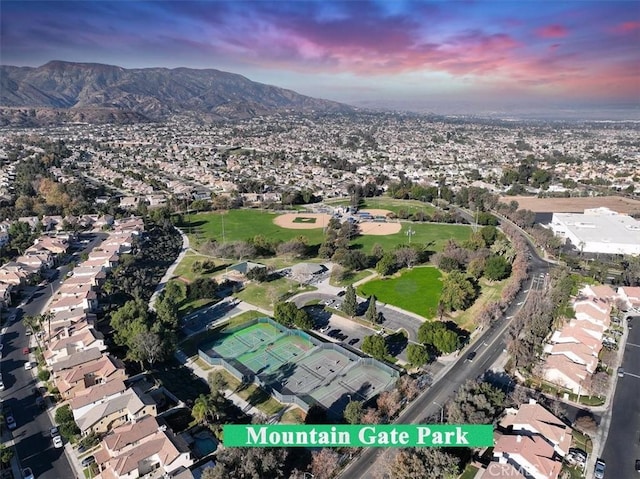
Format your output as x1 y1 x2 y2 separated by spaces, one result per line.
177 350 264 418
149 226 190 311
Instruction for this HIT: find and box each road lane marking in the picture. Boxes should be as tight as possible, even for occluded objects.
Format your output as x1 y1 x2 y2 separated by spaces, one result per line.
622 371 640 379
626 342 640 348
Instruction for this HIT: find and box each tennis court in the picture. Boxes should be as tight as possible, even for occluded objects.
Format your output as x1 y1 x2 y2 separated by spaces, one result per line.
199 318 399 418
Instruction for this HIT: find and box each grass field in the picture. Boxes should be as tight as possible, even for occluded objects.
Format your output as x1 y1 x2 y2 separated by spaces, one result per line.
352 222 471 253
450 278 507 331
183 210 326 247
330 269 374 287
325 197 437 216
358 266 443 318
235 276 316 309
181 208 471 256
172 251 228 282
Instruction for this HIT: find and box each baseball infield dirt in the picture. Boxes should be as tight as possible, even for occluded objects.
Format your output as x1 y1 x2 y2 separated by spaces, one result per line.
273 213 333 229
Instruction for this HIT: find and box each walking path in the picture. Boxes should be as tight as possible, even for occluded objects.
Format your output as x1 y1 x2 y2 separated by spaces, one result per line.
149 226 190 311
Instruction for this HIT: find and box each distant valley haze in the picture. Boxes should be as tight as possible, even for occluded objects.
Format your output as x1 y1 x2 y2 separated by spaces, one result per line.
1 0 639 120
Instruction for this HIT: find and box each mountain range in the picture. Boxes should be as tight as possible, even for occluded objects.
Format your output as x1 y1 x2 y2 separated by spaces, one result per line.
0 60 353 125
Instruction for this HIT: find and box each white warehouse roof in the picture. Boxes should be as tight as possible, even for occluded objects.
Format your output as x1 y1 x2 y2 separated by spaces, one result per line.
550 207 640 256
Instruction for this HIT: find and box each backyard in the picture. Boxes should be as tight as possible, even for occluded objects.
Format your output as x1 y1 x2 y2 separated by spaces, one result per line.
358 266 443 318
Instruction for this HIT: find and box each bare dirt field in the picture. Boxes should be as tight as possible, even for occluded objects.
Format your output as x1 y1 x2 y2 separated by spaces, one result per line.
358 221 402 235
499 196 640 215
274 213 333 229
275 211 401 235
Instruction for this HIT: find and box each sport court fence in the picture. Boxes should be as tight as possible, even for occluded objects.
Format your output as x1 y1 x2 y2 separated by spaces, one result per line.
198 317 400 413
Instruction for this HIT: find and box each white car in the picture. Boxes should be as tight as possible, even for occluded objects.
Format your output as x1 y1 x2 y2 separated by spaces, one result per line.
53 435 63 448
24 361 34 370
0 373 4 390
22 468 34 479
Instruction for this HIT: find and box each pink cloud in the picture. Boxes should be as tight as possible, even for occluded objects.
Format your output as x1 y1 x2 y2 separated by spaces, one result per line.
536 24 569 38
612 21 640 34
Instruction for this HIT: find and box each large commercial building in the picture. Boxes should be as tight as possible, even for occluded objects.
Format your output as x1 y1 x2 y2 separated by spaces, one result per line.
550 207 640 256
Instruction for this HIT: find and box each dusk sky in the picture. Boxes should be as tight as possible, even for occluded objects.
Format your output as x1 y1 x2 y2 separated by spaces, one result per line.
2 0 639 114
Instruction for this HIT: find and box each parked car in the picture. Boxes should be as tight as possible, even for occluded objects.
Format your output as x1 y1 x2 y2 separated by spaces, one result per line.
0 374 4 391
594 459 606 479
50 426 59 437
466 351 477 362
22 468 34 479
635 459 640 472
53 435 63 448
23 346 30 355
319 325 330 333
24 361 34 370
348 338 360 346
5 408 16 430
81 455 96 467
618 367 625 378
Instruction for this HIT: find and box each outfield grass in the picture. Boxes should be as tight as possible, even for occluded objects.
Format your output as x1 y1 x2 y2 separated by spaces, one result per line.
324 197 437 216
182 209 472 257
183 210 326 247
358 266 443 318
352 222 471 253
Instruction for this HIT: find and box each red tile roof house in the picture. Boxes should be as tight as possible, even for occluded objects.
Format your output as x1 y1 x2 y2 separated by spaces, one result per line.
499 400 572 457
491 433 563 479
94 416 192 479
617 286 640 309
549 323 603 349
71 379 128 420
572 301 611 328
580 284 617 302
54 354 127 400
75 388 157 437
542 354 589 394
542 342 599 374
48 290 99 313
44 309 97 342
44 325 107 366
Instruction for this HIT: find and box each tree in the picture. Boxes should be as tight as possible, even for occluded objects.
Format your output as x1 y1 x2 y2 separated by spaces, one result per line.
437 255 461 272
343 400 363 424
311 448 340 479
377 390 401 420
574 415 597 436
208 371 228 394
361 335 388 360
387 448 459 479
0 444 14 467
365 296 379 323
407 344 429 367
375 252 397 276
484 255 512 281
586 372 609 398
395 247 419 269
440 271 476 312
131 331 164 368
341 285 358 317
202 447 290 479
417 322 461 354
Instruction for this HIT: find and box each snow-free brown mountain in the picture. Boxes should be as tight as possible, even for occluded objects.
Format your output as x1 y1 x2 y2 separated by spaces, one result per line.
0 60 353 125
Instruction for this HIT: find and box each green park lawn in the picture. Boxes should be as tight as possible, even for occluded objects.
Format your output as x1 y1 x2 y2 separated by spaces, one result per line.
235 276 315 310
182 209 326 248
352 222 471 253
358 266 443 318
324 196 437 216
182 209 471 256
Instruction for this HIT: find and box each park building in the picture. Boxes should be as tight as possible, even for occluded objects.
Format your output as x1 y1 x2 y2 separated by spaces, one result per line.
549 207 640 256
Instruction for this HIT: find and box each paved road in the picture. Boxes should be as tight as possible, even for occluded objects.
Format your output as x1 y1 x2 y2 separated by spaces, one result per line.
0 234 105 479
1 313 75 479
601 315 640 479
342 213 552 478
